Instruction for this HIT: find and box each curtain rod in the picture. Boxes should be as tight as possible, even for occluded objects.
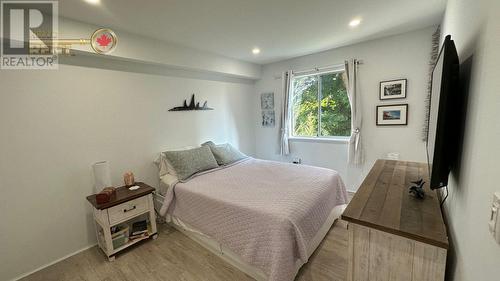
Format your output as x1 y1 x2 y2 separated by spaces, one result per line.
292 63 344 75
273 60 363 80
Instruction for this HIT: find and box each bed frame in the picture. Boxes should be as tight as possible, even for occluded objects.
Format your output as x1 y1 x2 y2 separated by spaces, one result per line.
153 192 346 281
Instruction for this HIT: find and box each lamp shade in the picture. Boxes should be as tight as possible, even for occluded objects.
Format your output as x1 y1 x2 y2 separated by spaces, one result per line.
92 161 112 192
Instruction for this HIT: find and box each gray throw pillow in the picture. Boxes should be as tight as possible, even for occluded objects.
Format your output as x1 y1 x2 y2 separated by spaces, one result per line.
201 141 215 147
202 142 247 166
163 146 219 180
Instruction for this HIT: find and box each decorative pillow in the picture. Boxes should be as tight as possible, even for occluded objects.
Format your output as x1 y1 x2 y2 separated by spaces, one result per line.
154 146 196 177
201 141 215 147
164 146 219 180
202 142 247 166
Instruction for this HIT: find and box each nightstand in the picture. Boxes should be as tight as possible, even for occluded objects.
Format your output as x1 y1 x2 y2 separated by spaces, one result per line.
86 182 158 261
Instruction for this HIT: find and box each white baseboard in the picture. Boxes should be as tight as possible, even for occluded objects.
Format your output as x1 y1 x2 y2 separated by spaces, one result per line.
10 243 97 281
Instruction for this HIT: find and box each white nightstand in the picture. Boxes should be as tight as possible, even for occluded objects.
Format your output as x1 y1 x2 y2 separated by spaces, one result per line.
87 182 158 261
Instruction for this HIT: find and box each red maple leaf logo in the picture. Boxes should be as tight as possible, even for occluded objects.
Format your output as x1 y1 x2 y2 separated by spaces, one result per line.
96 34 112 47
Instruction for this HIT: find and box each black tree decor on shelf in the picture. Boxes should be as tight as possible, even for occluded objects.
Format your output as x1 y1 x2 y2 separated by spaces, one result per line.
169 94 214 111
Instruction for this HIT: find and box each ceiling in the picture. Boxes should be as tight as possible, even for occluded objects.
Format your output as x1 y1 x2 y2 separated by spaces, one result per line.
59 0 446 64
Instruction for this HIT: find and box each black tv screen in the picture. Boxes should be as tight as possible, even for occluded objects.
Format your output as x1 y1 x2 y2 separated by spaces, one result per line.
426 35 460 190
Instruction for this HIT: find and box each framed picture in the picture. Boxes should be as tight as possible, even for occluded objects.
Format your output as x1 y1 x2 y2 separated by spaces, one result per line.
261 110 275 127
376 104 408 126
261 92 274 110
379 79 407 100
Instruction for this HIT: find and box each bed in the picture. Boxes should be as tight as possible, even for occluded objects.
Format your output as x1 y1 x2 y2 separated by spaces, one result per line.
154 157 348 281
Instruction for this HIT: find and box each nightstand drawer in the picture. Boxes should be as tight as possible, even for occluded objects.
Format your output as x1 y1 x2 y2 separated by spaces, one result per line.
107 196 148 225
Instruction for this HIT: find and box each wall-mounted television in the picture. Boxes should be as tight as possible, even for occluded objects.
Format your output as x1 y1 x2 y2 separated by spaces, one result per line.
426 35 460 190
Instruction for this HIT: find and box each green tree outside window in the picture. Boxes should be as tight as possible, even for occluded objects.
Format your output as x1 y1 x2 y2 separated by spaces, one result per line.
291 72 351 137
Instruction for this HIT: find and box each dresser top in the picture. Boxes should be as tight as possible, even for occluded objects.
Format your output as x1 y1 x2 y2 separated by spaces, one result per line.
342 160 448 249
86 182 154 210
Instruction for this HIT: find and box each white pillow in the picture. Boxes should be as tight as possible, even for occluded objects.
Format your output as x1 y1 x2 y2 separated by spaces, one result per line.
161 173 178 185
158 173 179 195
154 153 168 177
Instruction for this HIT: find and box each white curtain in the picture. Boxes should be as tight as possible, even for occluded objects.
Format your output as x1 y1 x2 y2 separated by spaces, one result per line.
279 70 292 155
344 59 363 165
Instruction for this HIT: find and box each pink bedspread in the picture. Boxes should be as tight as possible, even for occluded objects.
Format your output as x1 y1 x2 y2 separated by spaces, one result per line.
160 158 348 281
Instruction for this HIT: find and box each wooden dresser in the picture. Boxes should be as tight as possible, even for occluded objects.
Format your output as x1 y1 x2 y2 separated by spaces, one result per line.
342 160 448 281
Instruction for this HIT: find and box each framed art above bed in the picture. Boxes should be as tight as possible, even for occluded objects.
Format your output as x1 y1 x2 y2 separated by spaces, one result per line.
261 92 276 127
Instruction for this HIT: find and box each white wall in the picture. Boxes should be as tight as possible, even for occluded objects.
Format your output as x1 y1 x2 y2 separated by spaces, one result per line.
58 17 262 80
440 0 500 280
0 60 255 281
254 27 435 190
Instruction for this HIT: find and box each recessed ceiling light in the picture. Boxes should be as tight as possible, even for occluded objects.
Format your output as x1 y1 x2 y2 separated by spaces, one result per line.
349 18 361 27
84 0 101 5
252 48 261 55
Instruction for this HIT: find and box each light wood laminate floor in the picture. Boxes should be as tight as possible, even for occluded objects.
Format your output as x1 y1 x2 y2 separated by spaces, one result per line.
22 193 354 281
21 220 348 281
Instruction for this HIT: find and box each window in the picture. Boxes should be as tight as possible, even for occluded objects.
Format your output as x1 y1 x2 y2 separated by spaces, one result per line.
290 69 351 139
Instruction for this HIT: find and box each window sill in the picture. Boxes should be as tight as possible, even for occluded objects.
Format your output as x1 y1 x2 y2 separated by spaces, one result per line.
289 136 349 144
